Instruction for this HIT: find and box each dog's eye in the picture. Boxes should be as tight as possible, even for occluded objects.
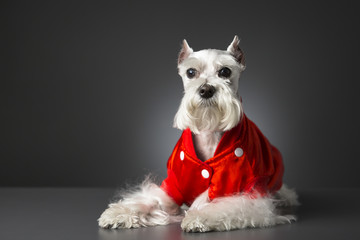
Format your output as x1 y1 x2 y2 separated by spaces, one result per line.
218 67 232 78
186 68 197 79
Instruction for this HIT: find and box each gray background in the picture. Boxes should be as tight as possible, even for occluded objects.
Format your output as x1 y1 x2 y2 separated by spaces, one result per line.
1 0 359 189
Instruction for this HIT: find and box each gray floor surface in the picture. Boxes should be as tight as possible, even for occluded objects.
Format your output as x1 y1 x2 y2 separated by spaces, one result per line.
0 187 359 240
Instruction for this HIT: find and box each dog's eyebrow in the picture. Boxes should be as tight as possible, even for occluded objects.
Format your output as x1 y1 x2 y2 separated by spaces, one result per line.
180 57 203 68
215 56 239 68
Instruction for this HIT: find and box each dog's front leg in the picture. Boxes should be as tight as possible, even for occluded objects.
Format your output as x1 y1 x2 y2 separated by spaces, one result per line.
180 190 213 232
181 188 296 232
98 180 182 229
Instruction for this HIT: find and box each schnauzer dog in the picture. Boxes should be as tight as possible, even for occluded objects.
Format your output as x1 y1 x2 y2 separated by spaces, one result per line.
98 36 298 232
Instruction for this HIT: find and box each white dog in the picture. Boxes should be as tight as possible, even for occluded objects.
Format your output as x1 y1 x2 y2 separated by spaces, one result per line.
98 36 298 232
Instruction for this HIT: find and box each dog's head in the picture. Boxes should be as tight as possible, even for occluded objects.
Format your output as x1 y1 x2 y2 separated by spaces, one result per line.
174 36 246 134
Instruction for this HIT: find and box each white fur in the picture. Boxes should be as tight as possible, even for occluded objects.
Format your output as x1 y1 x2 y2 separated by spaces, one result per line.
98 36 298 232
98 179 298 232
174 49 243 134
181 186 298 232
275 184 300 207
192 131 223 161
98 178 182 229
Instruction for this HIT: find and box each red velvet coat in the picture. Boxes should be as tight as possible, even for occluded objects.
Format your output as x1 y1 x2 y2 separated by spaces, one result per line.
160 114 284 206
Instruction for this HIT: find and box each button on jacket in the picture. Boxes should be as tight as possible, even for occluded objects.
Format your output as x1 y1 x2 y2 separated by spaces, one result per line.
160 114 284 206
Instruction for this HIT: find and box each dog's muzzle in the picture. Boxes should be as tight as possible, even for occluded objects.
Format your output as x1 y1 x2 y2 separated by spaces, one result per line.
199 84 216 99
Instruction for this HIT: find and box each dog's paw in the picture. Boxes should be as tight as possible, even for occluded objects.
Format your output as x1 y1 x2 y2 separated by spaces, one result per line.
181 211 211 233
98 203 141 229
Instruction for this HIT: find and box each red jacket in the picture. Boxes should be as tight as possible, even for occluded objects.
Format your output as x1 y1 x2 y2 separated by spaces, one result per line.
160 114 284 206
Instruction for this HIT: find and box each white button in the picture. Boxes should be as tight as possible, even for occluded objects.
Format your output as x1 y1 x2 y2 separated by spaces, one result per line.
180 151 185 161
201 169 210 179
234 147 243 157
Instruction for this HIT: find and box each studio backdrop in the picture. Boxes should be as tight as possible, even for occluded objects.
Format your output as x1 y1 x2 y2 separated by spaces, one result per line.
1 0 359 189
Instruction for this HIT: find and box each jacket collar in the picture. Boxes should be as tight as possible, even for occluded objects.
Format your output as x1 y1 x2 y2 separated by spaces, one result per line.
182 114 248 162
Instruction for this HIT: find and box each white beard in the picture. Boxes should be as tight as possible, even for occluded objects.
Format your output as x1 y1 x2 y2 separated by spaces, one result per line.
173 81 243 134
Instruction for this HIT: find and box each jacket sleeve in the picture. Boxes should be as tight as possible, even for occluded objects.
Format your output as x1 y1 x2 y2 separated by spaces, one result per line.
160 138 184 206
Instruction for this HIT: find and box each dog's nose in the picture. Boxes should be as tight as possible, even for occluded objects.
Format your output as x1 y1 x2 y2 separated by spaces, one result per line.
199 84 216 99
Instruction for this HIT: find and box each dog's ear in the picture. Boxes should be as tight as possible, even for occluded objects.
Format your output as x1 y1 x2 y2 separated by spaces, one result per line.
178 39 193 65
227 35 246 70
